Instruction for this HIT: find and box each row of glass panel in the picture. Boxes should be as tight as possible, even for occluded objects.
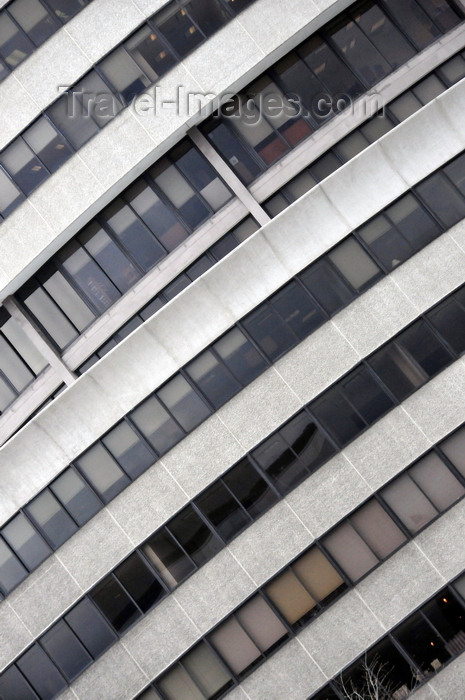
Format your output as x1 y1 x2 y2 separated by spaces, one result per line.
263 49 465 218
0 0 92 80
15 138 232 351
200 0 463 185
2 151 465 598
0 0 257 219
0 0 461 221
3 400 465 700
311 574 465 700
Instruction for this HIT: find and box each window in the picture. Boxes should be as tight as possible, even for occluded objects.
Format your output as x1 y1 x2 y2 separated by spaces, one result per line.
168 505 222 567
143 529 196 589
41 620 92 682
114 552 166 613
50 468 101 526
158 641 233 700
74 443 131 502
440 427 465 478
102 421 155 480
428 288 465 355
380 473 438 533
0 538 28 594
16 645 66 700
186 350 242 409
0 665 37 700
252 412 335 494
1 513 50 571
25 490 78 549
65 598 116 658
157 375 211 432
222 458 278 519
289 547 345 604
130 395 185 455
265 569 317 627
194 482 251 543
91 576 141 633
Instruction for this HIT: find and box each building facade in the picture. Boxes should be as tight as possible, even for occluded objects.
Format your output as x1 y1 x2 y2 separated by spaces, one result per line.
1 0 465 698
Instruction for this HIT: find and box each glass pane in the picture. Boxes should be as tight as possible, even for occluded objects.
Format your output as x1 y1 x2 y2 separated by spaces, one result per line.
445 153 465 197
271 281 325 339
388 194 441 251
130 395 185 455
329 15 391 87
23 117 72 173
115 552 165 612
168 505 222 567
42 268 96 332
334 130 369 162
41 620 92 681
91 576 141 633
381 473 438 533
65 597 116 658
354 2 415 68
380 0 440 49
183 641 233 698
416 172 465 228
157 375 211 432
143 529 195 588
281 412 336 474
440 427 465 478
440 54 465 85
417 0 462 32
0 665 37 700
409 452 465 511
157 664 204 700
311 386 365 447
0 537 28 593
102 421 155 480
0 138 48 194
0 11 34 68
265 569 317 625
299 35 363 102
252 433 308 495
195 481 250 542
369 342 427 402
185 0 230 36
74 443 130 502
0 167 24 217
428 298 465 355
1 513 50 570
103 199 166 271
79 223 140 294
223 457 278 519
397 321 452 377
154 3 204 57
17 645 66 700
204 120 263 184
209 616 261 675
151 158 209 229
98 47 151 101
174 142 231 210
45 0 87 21
214 327 267 385
58 242 120 314
186 349 241 409
236 594 288 652
328 238 381 291
50 468 102 526
242 302 297 361
350 498 407 558
300 259 355 315
323 522 379 581
47 93 99 150
341 366 394 424
358 213 413 270
413 74 445 103
125 25 176 83
293 547 345 603
26 490 77 549
394 612 447 673
125 180 189 253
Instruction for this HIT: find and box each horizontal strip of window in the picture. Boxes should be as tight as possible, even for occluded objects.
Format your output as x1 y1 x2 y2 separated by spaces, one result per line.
3 43 465 432
0 0 93 82
0 0 258 219
310 571 465 700
0 0 461 222
5 401 464 700
14 137 234 353
2 148 465 598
